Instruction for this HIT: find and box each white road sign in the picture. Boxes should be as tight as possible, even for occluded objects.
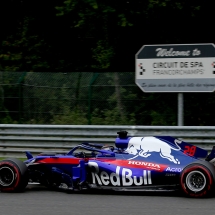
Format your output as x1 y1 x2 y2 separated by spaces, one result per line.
135 44 215 92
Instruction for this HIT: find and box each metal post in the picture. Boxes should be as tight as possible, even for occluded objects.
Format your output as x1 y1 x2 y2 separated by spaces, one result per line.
18 72 27 123
178 93 184 126
88 73 99 125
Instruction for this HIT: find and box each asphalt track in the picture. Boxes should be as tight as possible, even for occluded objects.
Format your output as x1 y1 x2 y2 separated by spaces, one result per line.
0 185 215 215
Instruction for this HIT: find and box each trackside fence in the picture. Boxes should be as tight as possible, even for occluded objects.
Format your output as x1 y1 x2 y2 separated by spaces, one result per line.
0 124 215 158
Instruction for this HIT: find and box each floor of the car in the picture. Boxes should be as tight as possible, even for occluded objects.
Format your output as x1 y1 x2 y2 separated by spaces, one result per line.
87 184 180 192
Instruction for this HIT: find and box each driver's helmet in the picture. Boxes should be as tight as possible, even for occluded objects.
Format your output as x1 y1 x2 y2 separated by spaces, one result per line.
102 145 114 151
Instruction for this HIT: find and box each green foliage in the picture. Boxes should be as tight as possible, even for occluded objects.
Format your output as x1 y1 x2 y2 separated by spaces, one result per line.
91 108 135 125
1 70 215 126
1 0 209 72
50 107 136 125
0 17 50 72
150 110 176 126
0 109 14 124
0 1 215 125
52 109 88 125
92 40 114 69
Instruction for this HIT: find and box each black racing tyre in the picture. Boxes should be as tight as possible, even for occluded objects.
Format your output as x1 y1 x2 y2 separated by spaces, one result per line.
180 164 214 198
0 158 28 192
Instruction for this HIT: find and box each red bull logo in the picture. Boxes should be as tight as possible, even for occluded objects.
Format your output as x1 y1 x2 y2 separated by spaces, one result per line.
88 161 152 186
125 137 181 164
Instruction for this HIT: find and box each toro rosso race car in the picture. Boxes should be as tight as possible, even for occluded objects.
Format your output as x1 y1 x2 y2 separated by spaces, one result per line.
1 131 215 198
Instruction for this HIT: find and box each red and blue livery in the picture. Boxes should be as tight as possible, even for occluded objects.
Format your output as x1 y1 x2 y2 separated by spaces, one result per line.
1 130 215 198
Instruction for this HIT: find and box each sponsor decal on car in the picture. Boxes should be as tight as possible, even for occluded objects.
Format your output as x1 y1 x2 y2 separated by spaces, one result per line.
125 137 181 164
127 161 162 171
165 173 176 177
94 159 167 172
88 161 152 186
165 167 183 172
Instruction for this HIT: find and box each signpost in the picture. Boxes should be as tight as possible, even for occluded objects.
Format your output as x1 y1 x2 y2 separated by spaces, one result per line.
135 43 215 125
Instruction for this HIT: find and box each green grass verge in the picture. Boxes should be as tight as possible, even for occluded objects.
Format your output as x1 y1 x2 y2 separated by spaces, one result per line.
0 157 26 161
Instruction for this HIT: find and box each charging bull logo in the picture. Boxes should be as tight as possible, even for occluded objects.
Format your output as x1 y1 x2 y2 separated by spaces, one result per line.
125 137 181 164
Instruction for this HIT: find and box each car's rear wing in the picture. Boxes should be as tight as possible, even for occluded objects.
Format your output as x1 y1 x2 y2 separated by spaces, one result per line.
206 146 215 161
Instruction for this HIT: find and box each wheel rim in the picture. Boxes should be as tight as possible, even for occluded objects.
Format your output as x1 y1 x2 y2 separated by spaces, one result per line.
186 170 206 192
0 167 15 186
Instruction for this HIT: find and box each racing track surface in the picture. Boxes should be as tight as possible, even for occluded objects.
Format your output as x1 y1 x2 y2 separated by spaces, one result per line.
1 184 215 215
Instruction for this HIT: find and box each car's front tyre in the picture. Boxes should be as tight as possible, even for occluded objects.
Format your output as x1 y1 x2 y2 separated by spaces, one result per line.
0 158 28 192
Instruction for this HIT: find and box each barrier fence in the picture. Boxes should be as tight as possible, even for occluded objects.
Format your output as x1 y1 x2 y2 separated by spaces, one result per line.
0 124 215 158
2 71 215 127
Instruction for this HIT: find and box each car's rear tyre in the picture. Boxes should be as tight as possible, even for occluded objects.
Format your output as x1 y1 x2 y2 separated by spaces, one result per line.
0 158 28 192
180 164 213 197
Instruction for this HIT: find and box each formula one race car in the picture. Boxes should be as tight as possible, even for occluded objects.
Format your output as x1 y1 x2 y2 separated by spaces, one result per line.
1 131 215 198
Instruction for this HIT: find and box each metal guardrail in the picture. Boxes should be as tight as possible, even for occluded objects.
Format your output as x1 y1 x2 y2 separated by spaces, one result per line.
0 124 215 158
